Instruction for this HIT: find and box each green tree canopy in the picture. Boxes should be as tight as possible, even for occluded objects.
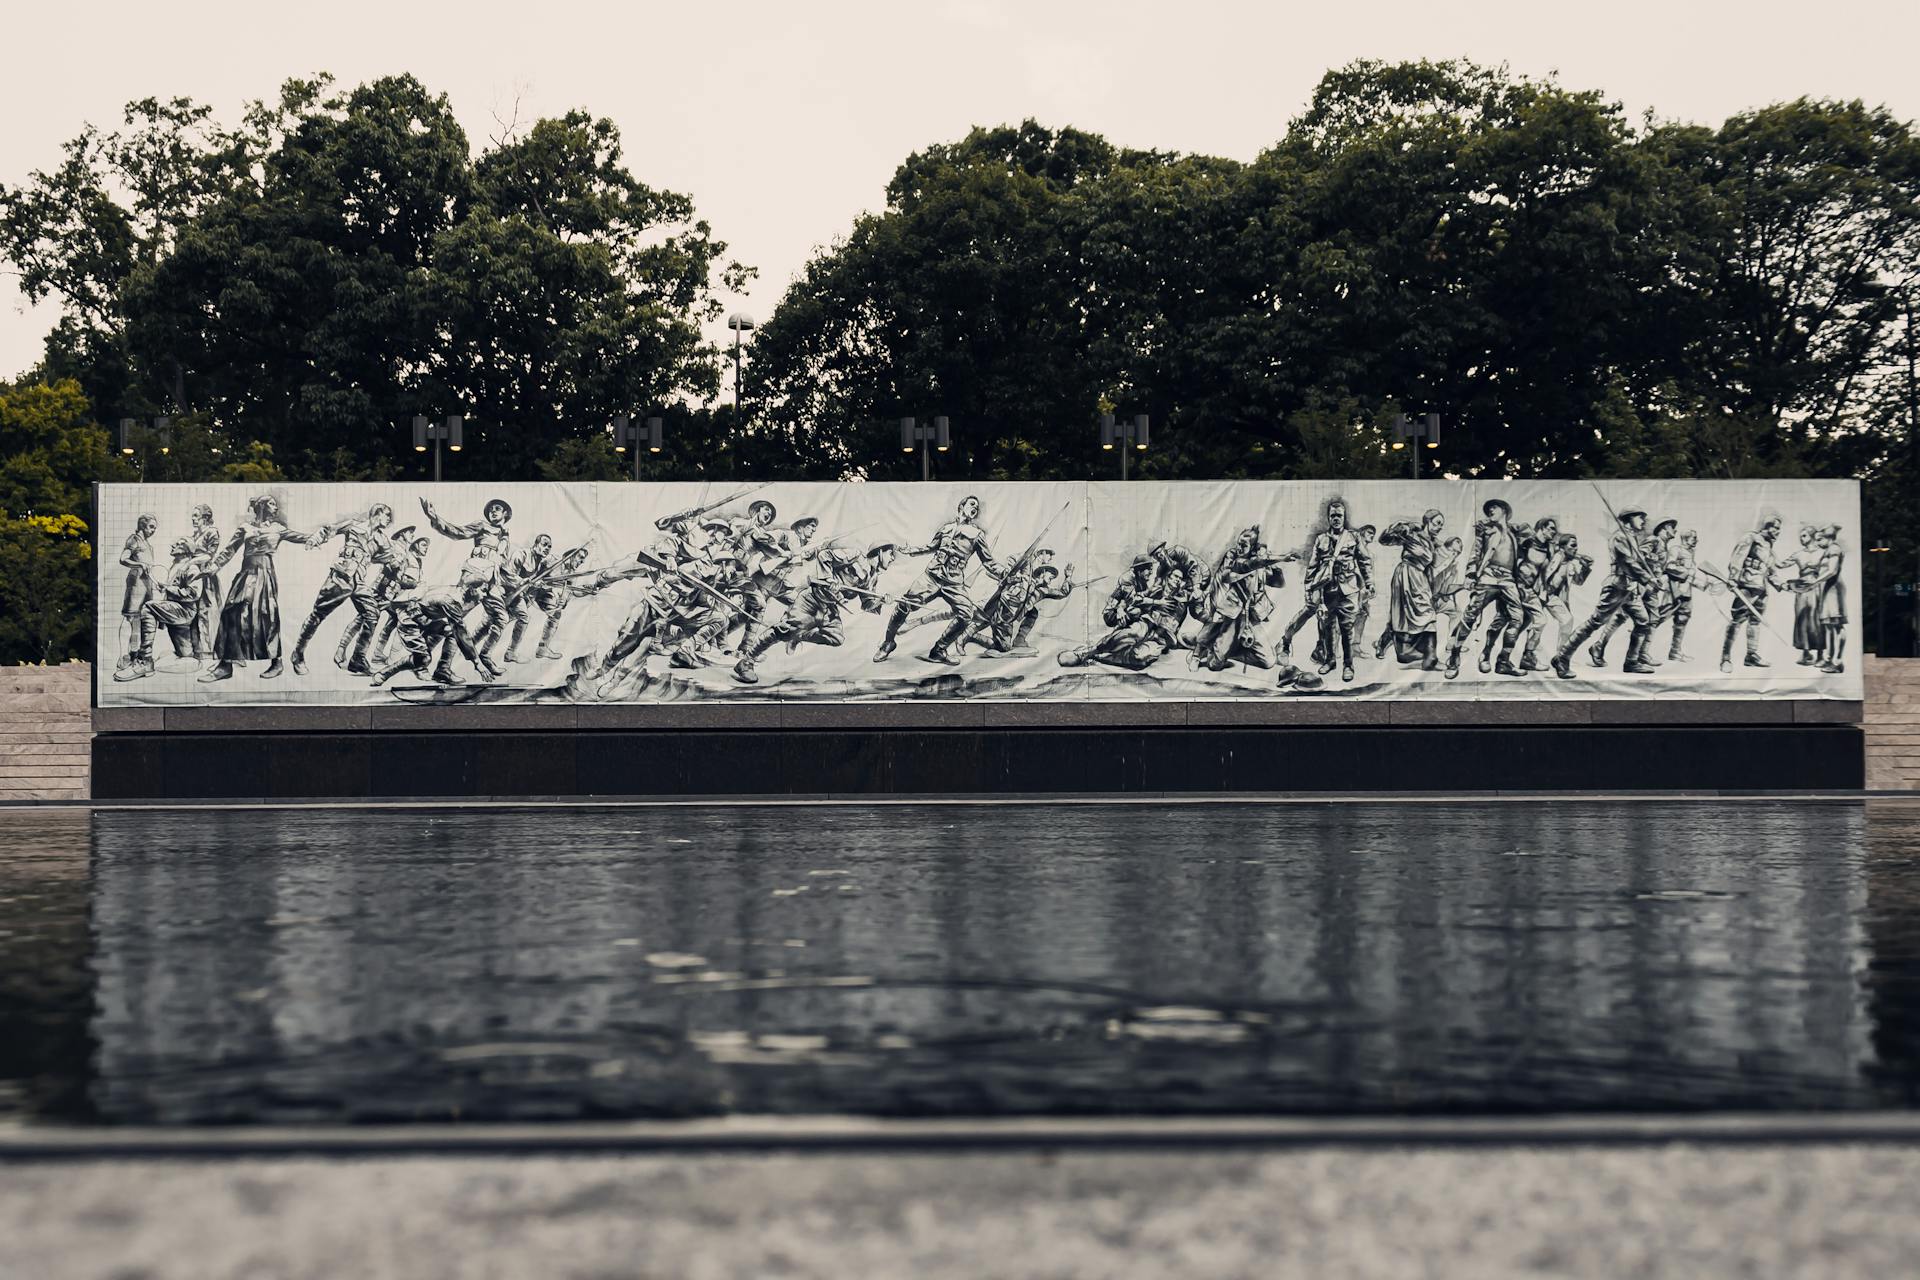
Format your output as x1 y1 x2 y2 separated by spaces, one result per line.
746 60 1920 490
2 75 746 482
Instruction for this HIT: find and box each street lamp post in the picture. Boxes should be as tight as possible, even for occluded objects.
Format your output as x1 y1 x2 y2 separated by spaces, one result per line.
412 414 464 482
118 416 173 481
612 414 665 481
900 416 951 482
1389 413 1441 478
1870 539 1892 656
1099 413 1150 480
727 313 755 415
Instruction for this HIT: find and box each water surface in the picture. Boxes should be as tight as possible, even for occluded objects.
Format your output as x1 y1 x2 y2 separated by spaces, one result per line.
4 799 1918 1124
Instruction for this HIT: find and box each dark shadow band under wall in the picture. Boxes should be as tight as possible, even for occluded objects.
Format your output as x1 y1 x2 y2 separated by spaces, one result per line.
91 725 1865 799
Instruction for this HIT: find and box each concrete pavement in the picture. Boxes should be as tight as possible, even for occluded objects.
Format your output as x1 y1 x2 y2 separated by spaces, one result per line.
7 1142 1920 1278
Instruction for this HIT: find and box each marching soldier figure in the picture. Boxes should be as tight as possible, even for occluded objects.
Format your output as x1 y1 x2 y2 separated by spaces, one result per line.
1552 507 1659 678
289 503 396 675
1444 499 1523 680
1302 499 1372 683
1720 512 1788 673
1518 532 1591 672
729 499 791 656
1504 516 1560 675
733 543 896 684
333 525 425 674
1588 516 1673 668
1663 528 1717 661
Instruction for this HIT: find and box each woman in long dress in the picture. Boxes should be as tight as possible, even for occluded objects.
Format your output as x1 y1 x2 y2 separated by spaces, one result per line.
1374 509 1445 669
1815 524 1847 674
200 495 329 683
116 514 158 672
1790 525 1824 664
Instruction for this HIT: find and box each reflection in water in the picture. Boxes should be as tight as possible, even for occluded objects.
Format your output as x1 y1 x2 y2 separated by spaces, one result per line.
0 810 95 1121
2 799 1917 1123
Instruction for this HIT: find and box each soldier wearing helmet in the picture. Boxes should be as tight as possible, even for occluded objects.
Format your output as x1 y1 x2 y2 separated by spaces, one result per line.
289 502 397 675
421 495 515 660
875 495 1001 665
1552 507 1659 679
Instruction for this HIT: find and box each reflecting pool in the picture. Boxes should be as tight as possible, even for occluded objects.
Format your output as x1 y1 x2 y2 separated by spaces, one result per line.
3 799 1918 1124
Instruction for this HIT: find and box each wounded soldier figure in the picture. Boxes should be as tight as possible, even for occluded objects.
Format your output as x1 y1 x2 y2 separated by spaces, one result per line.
1059 553 1187 671
370 582 503 687
115 539 216 682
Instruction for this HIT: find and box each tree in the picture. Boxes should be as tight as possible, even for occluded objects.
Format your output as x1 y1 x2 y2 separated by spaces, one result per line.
431 110 749 478
0 379 130 517
0 94 252 417
1658 101 1920 461
4 77 744 483
748 122 1159 480
0 514 90 663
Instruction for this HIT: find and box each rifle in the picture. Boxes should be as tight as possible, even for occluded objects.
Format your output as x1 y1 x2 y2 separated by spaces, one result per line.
973 501 1076 623
757 522 880 578
1694 562 1793 648
652 483 769 533
1587 482 1674 615
1219 553 1294 586
501 545 590 607
630 546 753 621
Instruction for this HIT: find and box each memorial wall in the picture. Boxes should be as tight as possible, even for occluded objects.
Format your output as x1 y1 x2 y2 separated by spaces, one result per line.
93 478 1863 709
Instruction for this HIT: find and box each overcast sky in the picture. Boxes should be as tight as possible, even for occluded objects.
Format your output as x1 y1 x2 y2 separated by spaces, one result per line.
4 0 1917 384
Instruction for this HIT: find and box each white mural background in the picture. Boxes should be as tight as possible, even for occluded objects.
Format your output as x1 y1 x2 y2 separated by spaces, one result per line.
94 479 1863 707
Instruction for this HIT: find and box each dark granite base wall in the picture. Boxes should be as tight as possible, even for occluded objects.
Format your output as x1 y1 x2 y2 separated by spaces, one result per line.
92 725 1865 799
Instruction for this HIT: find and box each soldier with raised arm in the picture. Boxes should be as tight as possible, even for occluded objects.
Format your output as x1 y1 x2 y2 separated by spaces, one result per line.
420 495 514 657
874 495 1002 666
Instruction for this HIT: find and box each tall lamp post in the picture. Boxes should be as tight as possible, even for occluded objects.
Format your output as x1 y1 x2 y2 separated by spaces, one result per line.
1870 539 1892 656
900 416 950 482
1099 413 1149 479
1390 412 1441 478
412 414 464 482
118 416 173 481
612 414 664 481
727 313 754 414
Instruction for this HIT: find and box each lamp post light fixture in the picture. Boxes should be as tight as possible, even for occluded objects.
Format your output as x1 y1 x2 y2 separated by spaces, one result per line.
1871 539 1892 656
1099 413 1150 480
612 413 665 481
118 416 173 480
900 416 950 482
726 312 755 414
1390 412 1442 478
412 414 464 482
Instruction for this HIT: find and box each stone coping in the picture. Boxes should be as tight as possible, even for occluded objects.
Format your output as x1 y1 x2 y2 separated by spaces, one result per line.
93 699 1864 733
5 1111 1919 1158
